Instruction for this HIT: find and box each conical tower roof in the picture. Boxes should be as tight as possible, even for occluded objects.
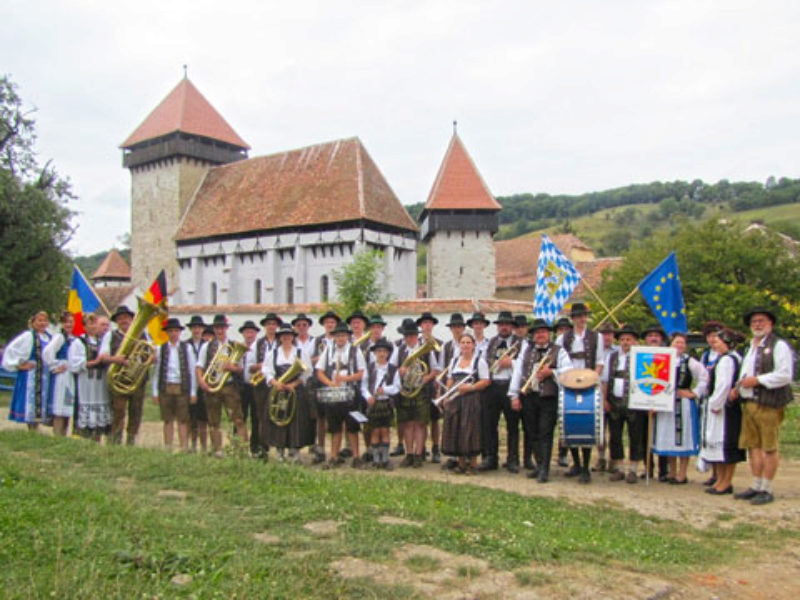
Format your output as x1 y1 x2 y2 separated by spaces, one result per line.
91 248 131 280
423 132 500 212
121 77 249 149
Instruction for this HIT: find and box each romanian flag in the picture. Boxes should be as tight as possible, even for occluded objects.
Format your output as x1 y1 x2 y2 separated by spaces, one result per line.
68 266 102 336
143 270 169 345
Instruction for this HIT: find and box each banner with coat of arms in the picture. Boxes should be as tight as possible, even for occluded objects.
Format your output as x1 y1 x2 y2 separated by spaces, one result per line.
628 346 677 412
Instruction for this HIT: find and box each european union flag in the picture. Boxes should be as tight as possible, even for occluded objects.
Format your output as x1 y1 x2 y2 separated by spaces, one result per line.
639 252 688 335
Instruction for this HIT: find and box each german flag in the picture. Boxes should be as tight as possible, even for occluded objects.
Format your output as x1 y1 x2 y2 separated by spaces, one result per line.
143 270 169 345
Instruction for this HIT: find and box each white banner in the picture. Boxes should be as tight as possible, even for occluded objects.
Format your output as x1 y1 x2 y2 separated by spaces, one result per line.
628 346 677 412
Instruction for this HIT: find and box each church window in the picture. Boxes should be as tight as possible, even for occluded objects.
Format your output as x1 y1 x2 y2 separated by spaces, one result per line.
254 279 262 304
286 278 294 305
211 282 218 306
459 266 464 276
321 275 329 302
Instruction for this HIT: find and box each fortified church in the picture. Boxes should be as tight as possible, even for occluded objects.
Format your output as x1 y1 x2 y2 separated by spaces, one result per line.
120 76 610 324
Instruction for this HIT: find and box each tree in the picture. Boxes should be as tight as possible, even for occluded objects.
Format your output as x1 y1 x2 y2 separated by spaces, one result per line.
595 219 800 342
330 247 394 318
0 76 75 339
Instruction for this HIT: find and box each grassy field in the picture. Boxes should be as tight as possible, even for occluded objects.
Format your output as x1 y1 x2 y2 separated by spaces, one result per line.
2 431 793 599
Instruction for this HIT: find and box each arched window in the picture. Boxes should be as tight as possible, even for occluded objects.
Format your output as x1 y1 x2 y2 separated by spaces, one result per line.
211 282 218 306
254 279 262 304
320 275 329 302
286 277 294 305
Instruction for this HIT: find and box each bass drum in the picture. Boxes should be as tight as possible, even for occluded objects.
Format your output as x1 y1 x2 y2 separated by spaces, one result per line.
558 370 603 448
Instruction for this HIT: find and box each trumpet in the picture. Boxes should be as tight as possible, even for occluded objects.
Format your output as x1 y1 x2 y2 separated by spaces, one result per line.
521 354 551 395
435 365 451 390
202 341 248 393
435 374 475 408
269 357 309 427
108 296 166 395
400 338 441 398
489 340 520 374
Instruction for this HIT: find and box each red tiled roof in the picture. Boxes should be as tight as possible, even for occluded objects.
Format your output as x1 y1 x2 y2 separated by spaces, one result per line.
169 298 531 316
121 77 249 149
91 249 131 280
424 133 501 211
175 137 418 241
94 285 135 315
495 234 594 288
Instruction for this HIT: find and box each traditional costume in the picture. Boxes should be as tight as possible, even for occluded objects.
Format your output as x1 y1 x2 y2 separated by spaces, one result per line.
652 352 708 457
441 353 488 459
3 328 52 424
68 333 111 434
43 329 75 419
700 350 745 464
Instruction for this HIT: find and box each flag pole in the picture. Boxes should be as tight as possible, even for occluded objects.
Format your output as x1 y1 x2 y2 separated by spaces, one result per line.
581 280 622 327
646 411 653 486
74 264 109 316
594 286 639 328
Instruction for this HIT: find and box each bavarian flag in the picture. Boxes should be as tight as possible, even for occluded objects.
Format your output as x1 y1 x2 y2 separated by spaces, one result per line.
639 252 688 335
68 266 102 336
143 270 169 345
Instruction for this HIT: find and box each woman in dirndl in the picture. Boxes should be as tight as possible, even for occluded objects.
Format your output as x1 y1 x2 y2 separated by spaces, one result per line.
262 324 314 461
441 333 490 474
43 310 76 436
652 332 709 484
3 311 52 429
68 313 111 441
700 327 746 495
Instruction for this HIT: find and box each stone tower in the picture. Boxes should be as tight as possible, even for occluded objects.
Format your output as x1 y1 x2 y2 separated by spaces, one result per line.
120 76 249 291
420 129 501 298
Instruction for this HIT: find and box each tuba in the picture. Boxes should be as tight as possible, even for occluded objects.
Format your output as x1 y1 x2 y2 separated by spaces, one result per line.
268 357 309 427
202 340 248 393
400 337 441 398
108 297 167 395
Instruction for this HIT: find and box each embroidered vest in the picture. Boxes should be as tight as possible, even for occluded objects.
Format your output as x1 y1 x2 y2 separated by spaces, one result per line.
158 342 190 394
562 328 598 368
519 342 559 397
608 350 631 409
751 333 794 407
487 334 519 379
366 362 398 398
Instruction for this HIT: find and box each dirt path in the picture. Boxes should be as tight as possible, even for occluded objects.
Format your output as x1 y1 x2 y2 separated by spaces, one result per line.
3 418 799 530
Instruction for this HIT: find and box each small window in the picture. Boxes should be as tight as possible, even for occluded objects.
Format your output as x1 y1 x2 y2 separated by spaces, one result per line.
211 282 218 306
286 277 294 305
254 279 262 304
321 275 329 302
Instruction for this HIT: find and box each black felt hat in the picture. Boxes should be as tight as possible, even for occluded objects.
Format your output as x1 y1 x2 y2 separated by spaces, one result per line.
186 315 206 328
164 317 184 331
276 323 297 338
318 310 341 325
569 302 591 317
397 318 420 336
552 317 573 332
529 318 551 332
346 310 369 325
259 312 283 326
641 324 667 341
110 305 135 322
239 320 260 333
614 324 639 340
368 314 387 327
466 312 490 327
416 311 439 325
514 314 530 328
494 311 515 325
291 313 313 326
211 314 229 327
370 338 394 353
331 321 351 336
446 313 466 327
743 306 778 326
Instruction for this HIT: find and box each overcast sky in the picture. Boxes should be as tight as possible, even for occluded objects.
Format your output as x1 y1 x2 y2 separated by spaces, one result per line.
3 1 799 256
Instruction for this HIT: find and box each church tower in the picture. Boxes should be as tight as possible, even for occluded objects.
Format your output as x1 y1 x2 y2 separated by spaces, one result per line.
420 127 501 298
120 75 249 291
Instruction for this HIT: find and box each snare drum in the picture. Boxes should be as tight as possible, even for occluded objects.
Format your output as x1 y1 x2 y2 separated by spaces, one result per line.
316 386 355 405
558 369 603 448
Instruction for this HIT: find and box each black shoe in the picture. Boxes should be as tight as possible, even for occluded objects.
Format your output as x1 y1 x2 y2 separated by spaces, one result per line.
431 446 441 464
706 486 733 495
537 470 549 483
442 458 458 471
669 478 688 485
390 444 405 457
564 465 581 478
579 470 591 484
524 459 535 470
733 487 760 500
362 450 373 463
506 463 520 474
703 476 717 487
339 448 352 459
749 491 774 505
476 460 498 472
557 457 569 468
311 451 326 465
658 474 669 483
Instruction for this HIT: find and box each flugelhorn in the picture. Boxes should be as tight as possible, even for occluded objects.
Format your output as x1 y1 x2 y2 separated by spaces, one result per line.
489 340 520 374
268 357 309 426
400 337 441 398
203 340 248 393
520 353 551 395
108 296 167 395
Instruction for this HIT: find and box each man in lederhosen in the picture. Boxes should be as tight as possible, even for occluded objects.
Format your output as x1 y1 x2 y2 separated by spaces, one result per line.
239 319 262 457
438 313 465 471
152 318 197 452
508 318 573 483
185 315 209 453
310 310 341 463
417 311 444 463
104 305 151 446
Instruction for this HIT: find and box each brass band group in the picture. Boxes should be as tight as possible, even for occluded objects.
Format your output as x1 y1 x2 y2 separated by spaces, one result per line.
3 301 794 505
